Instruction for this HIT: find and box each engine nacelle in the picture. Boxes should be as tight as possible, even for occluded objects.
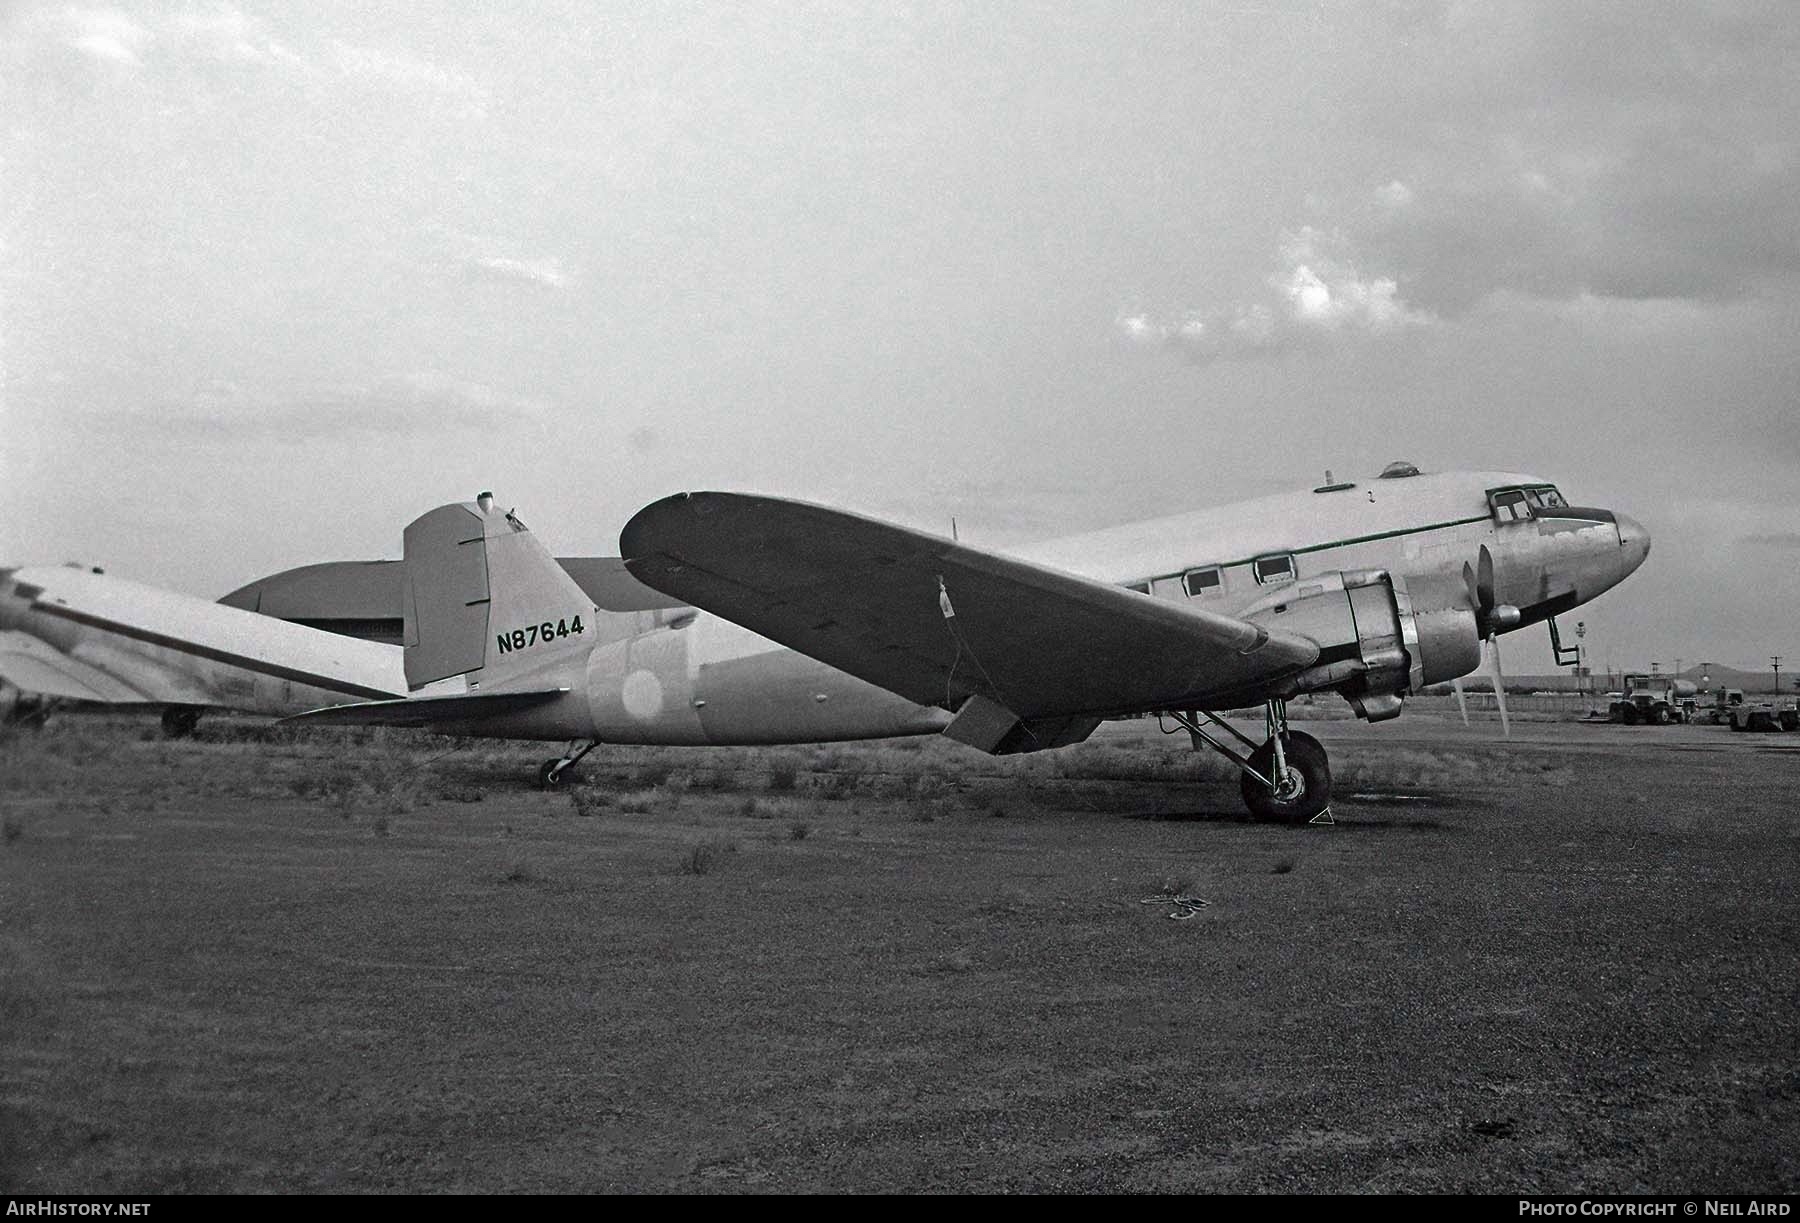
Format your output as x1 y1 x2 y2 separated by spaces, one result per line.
1241 569 1481 722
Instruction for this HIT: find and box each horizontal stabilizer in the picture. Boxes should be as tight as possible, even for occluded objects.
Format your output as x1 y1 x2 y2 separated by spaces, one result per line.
285 687 572 728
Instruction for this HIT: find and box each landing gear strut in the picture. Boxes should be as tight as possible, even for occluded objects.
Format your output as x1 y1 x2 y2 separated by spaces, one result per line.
538 740 598 789
1165 699 1333 824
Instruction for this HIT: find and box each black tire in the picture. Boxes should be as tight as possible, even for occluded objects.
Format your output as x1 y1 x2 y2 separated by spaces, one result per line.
1240 731 1331 824
1652 705 1671 725
1620 704 1639 726
538 760 568 790
1781 712 1798 732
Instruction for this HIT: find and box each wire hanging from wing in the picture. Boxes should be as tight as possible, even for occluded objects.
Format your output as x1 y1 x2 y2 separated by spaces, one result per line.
934 572 1041 750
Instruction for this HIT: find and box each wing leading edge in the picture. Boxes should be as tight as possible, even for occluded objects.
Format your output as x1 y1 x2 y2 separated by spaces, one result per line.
620 493 1320 730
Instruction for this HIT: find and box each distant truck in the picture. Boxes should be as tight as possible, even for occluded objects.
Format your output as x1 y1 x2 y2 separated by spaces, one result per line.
1704 687 1748 725
1711 687 1800 732
1609 674 1698 725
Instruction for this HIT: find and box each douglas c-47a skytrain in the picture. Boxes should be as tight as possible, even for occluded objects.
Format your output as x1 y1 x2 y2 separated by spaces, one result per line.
273 462 1648 823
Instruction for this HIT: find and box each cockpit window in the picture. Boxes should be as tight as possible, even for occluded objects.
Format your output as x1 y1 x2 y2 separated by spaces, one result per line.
1489 488 1533 523
1252 554 1295 585
1535 486 1567 508
1183 566 1223 597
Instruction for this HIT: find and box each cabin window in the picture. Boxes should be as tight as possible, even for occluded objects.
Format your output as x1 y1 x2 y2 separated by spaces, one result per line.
1489 488 1533 523
1252 554 1294 585
1534 486 1567 508
1183 566 1223 597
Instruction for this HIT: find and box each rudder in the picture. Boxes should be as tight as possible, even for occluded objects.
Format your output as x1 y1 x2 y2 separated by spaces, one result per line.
401 495 594 692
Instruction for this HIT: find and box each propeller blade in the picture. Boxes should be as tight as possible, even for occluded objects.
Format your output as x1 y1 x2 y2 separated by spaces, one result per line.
1477 545 1497 613
1488 635 1511 739
1452 676 1470 726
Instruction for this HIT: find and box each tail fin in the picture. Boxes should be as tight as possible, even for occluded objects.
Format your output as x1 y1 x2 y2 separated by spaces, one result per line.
401 495 595 692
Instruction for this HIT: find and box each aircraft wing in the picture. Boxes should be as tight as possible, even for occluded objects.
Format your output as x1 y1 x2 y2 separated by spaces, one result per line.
12 566 402 703
0 630 154 702
620 493 1320 723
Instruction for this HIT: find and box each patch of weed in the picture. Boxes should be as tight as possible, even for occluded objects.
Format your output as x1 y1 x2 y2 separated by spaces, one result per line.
680 837 738 876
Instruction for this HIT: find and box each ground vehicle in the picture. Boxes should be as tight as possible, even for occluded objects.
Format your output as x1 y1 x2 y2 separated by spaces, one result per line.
1701 687 1799 731
1609 674 1697 725
1705 688 1747 725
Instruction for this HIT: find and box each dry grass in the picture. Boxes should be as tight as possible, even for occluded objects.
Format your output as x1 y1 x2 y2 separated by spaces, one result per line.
2 710 1796 1193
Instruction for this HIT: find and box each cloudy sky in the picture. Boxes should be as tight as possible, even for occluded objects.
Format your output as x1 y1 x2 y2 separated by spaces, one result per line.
4 1 1797 673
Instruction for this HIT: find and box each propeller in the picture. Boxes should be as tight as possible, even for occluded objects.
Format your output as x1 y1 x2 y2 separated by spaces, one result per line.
1461 546 1521 738
1486 634 1511 738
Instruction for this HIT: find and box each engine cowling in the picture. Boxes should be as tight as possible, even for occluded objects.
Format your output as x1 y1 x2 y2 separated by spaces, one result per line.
1241 569 1481 722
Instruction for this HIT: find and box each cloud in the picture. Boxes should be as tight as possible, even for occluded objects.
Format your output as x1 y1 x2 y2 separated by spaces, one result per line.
1342 4 1800 311
1375 180 1414 209
1119 227 1430 365
330 40 489 116
1737 532 1800 552
62 8 148 66
466 256 571 290
124 372 551 439
168 5 311 72
44 8 484 113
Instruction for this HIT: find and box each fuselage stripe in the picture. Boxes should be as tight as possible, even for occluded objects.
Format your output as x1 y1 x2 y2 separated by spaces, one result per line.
1123 514 1492 588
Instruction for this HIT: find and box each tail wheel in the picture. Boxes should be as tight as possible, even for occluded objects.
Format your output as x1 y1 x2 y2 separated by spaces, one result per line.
538 760 569 789
1240 731 1331 824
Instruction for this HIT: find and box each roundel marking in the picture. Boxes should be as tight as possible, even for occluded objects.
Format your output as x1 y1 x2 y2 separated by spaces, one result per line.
621 669 665 721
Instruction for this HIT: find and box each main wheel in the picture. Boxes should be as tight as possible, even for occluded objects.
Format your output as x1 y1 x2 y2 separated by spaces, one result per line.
1240 731 1331 824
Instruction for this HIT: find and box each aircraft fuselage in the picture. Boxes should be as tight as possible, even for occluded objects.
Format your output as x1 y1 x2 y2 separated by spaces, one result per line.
466 468 1647 745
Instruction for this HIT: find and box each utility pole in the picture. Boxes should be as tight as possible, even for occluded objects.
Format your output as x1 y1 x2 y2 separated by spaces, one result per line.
1775 656 1784 696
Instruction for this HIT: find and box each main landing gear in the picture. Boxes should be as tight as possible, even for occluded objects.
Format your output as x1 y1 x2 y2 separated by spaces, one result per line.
1164 699 1332 824
537 740 599 789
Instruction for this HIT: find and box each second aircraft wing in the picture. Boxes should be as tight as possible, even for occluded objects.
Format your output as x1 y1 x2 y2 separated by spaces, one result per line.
621 493 1319 726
